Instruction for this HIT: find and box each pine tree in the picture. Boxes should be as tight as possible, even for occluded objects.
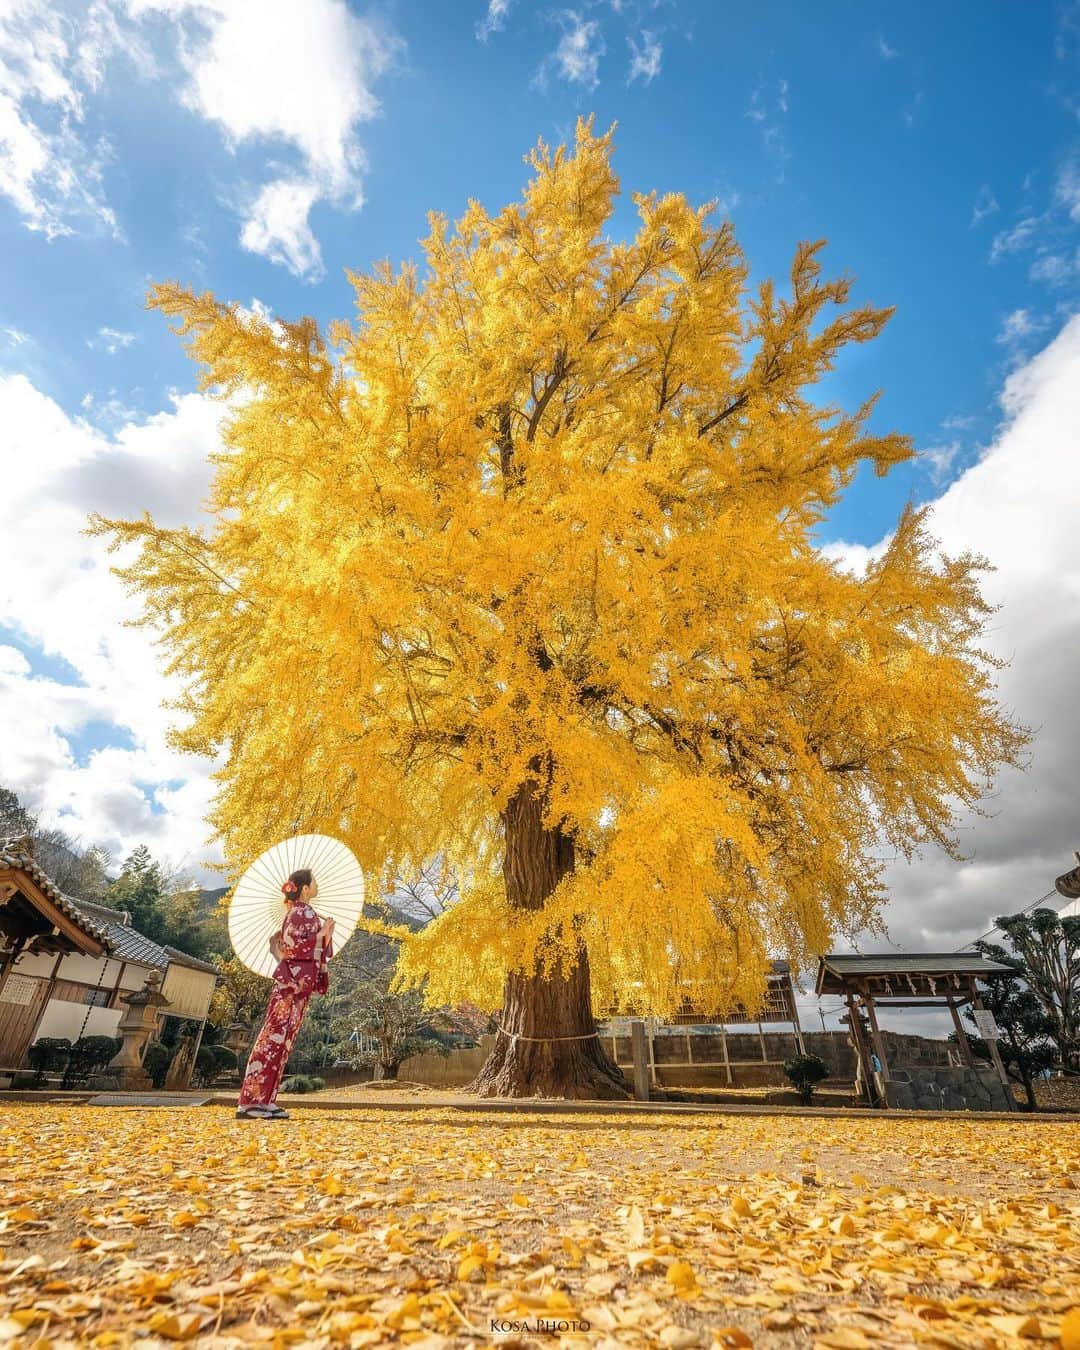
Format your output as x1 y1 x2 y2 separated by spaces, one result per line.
89 120 1027 1097
0 786 36 839
961 965 1056 1111
104 846 168 943
978 914 1080 1077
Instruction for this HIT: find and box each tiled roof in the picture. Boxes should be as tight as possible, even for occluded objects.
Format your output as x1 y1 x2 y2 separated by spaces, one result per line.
56 896 171 969
820 953 1014 977
0 836 218 979
104 923 171 969
77 898 133 928
815 952 1015 997
0 835 111 949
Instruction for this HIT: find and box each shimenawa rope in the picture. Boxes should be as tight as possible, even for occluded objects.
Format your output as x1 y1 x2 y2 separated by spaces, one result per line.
495 1026 600 1042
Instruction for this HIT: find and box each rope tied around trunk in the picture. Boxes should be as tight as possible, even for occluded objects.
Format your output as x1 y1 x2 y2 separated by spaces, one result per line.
495 1026 601 1042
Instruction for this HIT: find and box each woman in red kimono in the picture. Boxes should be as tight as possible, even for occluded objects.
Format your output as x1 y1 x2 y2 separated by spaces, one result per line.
236 868 334 1120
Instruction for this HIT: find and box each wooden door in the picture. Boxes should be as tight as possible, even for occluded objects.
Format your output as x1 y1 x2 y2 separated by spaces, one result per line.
0 973 50 1067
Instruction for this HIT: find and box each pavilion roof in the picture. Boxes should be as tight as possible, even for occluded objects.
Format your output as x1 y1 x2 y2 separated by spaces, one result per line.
1 838 219 982
815 952 1015 997
0 835 111 955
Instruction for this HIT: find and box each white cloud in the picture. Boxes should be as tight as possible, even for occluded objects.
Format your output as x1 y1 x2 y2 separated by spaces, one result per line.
238 176 324 280
1029 250 1076 285
877 34 898 60
746 78 790 176
77 388 139 428
819 534 892 577
3 326 29 345
714 187 739 217
0 372 225 878
920 439 963 484
996 307 1043 346
0 0 120 238
1056 156 1080 222
0 1 399 276
123 0 396 278
627 30 662 85
538 11 604 91
970 184 998 227
90 325 137 354
476 0 512 42
990 215 1040 262
821 317 1080 1028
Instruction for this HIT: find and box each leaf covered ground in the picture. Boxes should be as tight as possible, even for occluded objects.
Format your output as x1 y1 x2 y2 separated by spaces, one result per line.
0 1105 1077 1348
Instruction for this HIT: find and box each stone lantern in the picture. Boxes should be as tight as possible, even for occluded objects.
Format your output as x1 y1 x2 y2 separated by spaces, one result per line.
108 970 171 1090
223 1020 253 1057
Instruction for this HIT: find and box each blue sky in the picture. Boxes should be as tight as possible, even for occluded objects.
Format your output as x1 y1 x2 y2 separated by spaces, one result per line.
0 0 1077 1018
2 0 1075 543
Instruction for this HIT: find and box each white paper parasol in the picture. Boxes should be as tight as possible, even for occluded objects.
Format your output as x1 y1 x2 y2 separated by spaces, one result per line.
228 834 365 978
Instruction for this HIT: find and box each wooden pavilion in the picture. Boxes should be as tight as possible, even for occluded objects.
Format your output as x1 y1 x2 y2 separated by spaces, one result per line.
0 836 113 1062
0 836 111 982
815 953 1017 1111
0 837 218 1085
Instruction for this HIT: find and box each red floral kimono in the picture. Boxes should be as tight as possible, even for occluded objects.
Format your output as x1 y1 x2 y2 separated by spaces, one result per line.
237 902 331 1109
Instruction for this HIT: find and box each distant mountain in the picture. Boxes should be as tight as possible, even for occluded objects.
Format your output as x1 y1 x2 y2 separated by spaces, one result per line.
193 886 230 918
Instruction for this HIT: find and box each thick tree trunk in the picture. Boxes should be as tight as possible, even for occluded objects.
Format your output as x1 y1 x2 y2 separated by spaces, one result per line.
467 776 629 1100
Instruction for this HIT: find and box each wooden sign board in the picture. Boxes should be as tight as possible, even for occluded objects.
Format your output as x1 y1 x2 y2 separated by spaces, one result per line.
973 1009 1000 1040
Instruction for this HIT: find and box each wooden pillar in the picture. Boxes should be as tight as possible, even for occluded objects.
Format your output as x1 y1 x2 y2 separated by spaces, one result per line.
969 979 1017 1112
108 960 128 1008
947 998 976 1068
630 1019 650 1101
844 992 876 1107
860 990 897 1109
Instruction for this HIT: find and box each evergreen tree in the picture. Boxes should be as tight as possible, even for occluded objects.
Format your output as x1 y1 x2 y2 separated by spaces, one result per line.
0 786 36 838
963 953 1057 1109
103 845 169 943
977 912 1080 1076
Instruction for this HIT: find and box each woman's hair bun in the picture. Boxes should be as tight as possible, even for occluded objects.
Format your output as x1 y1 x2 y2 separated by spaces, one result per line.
281 868 312 899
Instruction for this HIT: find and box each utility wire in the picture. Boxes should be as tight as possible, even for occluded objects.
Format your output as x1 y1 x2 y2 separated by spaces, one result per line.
953 888 1063 952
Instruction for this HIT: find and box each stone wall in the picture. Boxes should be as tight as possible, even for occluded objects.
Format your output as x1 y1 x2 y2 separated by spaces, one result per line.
394 1028 1006 1109
889 1064 1011 1111
598 1028 958 1089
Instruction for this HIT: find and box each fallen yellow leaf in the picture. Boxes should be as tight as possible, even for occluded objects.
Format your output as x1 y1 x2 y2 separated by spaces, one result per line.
667 1260 699 1296
988 1314 1042 1339
1060 1307 1080 1350
147 1312 204 1342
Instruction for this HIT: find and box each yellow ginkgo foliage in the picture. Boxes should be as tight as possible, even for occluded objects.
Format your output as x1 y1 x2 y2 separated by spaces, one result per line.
90 119 1027 1098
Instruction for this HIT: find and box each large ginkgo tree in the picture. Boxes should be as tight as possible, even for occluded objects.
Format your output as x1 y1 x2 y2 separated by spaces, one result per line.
92 121 1026 1098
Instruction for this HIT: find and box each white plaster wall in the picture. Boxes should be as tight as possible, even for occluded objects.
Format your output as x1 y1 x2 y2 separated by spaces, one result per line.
57 953 121 986
33 1001 121 1042
116 962 155 991
10 951 58 978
